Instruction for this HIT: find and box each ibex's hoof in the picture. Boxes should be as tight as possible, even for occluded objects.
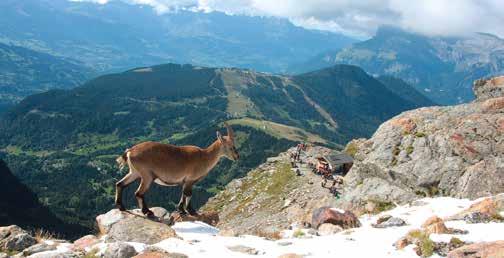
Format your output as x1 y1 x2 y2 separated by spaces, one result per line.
142 209 155 218
116 204 126 211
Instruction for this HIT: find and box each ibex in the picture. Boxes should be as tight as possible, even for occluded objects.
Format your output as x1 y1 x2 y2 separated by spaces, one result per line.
115 123 239 217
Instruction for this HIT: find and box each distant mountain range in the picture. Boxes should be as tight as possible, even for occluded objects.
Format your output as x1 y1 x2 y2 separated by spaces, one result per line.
0 0 355 74
0 42 91 109
289 26 504 105
0 63 427 231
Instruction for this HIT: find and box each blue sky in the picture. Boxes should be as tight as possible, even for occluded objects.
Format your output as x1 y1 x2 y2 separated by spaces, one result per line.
72 0 504 38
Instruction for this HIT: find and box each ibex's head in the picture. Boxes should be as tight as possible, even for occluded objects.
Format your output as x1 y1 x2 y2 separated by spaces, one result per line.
217 122 240 161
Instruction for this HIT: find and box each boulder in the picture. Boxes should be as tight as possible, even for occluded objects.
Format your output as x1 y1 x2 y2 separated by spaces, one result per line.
22 243 56 256
72 235 99 251
106 216 177 244
447 240 504 258
29 251 83 258
278 254 304 258
0 226 37 252
104 242 138 258
227 245 260 255
373 216 406 228
422 216 449 234
317 223 343 236
447 195 504 221
311 207 360 229
97 208 178 244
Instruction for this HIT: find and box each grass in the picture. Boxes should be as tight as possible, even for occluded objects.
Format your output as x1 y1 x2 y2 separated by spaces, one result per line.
368 200 396 214
407 230 434 257
83 248 100 258
227 118 327 145
345 142 359 157
406 145 414 155
415 132 427 138
33 228 58 242
265 162 293 195
293 229 305 238
449 237 464 246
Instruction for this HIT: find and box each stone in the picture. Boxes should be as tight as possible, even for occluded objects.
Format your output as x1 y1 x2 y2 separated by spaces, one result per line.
0 253 7 258
227 245 260 255
104 242 138 258
373 216 406 228
217 229 238 237
447 240 504 258
463 212 492 224
22 243 56 256
3 233 37 252
96 209 127 234
278 254 304 258
422 216 449 234
311 207 361 229
106 216 178 244
394 237 410 250
72 235 99 251
448 195 504 221
317 223 343 236
29 251 83 258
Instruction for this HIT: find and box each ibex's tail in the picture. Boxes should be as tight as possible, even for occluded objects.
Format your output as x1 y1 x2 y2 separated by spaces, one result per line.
116 149 129 170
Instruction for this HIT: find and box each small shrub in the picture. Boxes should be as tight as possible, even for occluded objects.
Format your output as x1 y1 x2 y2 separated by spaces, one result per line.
33 229 57 243
293 229 305 238
406 145 414 154
415 132 427 138
392 146 401 156
449 237 464 246
345 142 359 157
491 213 504 222
390 157 398 166
83 248 100 258
408 230 434 257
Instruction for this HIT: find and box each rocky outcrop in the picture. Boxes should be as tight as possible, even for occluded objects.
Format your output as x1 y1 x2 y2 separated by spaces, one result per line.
0 225 37 252
96 208 178 244
202 146 340 236
341 76 504 207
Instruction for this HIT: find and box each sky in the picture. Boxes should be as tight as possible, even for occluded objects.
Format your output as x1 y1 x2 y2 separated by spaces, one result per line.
74 0 504 39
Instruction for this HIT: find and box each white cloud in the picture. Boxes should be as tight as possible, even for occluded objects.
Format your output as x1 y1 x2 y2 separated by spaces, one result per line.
72 0 504 38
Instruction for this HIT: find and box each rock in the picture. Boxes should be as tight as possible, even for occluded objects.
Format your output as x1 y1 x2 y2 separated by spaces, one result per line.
340 76 504 207
463 212 492 224
217 229 238 237
0 225 38 252
447 195 504 221
106 216 178 244
104 242 138 258
72 235 99 251
422 216 449 234
447 240 504 258
227 245 260 255
473 76 504 101
434 238 468 257
0 253 7 258
277 241 292 246
168 211 219 226
29 251 83 258
278 254 304 258
311 207 361 229
373 216 406 228
96 209 127 234
317 223 343 236
22 243 56 256
376 215 392 225
394 237 410 250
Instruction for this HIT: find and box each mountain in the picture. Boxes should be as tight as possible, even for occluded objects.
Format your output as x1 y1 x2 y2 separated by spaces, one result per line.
377 76 436 107
340 75 504 209
289 26 504 105
0 42 91 108
0 0 356 73
0 63 420 231
0 159 87 238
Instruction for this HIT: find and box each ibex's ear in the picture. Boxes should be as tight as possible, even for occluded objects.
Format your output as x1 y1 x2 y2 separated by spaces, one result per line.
216 131 224 143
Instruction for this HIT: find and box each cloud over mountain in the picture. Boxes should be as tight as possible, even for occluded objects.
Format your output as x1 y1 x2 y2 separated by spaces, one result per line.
73 0 504 38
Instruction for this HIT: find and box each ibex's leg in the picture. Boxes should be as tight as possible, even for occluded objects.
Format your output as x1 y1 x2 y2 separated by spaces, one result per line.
115 172 139 211
180 183 198 216
135 177 154 217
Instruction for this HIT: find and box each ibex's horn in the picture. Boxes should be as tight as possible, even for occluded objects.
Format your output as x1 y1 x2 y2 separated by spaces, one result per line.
224 122 234 139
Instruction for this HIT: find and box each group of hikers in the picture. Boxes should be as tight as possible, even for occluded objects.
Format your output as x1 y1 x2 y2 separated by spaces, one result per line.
290 143 344 198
